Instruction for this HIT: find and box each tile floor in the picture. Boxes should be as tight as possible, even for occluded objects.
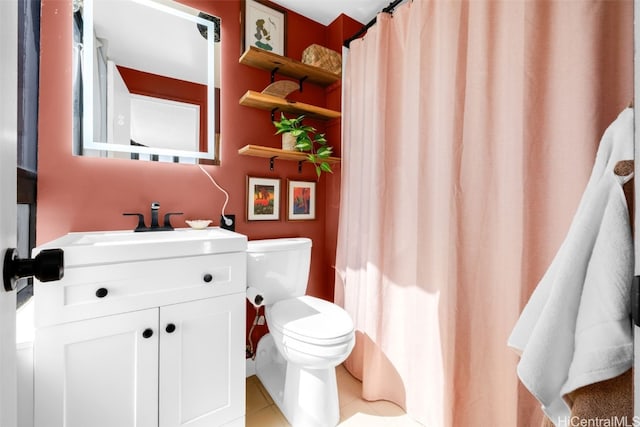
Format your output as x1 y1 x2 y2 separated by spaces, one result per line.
245 364 424 426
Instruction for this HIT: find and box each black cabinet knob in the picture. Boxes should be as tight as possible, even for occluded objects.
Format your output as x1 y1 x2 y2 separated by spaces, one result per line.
142 328 154 339
203 273 213 283
165 323 176 333
95 288 108 298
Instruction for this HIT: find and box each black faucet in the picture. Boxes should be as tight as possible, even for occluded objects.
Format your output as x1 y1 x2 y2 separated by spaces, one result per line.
150 201 161 228
123 202 183 232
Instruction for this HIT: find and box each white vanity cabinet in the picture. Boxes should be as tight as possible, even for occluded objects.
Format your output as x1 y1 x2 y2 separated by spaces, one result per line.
31 228 247 427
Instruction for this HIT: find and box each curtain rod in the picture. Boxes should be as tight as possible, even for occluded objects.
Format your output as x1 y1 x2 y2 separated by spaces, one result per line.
343 0 405 48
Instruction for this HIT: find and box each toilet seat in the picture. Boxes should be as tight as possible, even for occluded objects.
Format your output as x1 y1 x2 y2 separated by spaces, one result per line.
268 295 354 346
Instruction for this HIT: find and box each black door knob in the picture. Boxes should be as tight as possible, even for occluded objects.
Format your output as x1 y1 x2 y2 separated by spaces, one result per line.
203 273 213 283
142 328 154 339
3 248 64 292
95 288 108 298
165 323 176 333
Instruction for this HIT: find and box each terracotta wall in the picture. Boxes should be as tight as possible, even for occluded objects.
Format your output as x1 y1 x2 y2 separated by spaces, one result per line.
38 0 360 347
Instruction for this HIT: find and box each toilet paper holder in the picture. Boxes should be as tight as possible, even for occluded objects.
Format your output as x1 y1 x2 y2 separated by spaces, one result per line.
246 286 265 307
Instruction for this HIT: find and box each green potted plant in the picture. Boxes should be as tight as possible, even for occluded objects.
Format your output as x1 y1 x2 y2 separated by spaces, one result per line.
273 113 333 178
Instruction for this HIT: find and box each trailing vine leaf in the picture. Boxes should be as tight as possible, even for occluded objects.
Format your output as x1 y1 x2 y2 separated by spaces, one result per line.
317 146 332 157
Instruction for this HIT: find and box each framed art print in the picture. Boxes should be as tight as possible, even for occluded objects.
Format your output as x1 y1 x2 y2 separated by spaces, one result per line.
247 176 281 221
287 180 316 221
241 0 287 56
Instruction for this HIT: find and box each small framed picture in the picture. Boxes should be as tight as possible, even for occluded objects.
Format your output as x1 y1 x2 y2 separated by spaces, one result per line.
247 176 281 221
287 180 316 221
241 0 287 56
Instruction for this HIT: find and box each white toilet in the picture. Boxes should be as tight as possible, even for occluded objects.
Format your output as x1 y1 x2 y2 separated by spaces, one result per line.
247 238 355 427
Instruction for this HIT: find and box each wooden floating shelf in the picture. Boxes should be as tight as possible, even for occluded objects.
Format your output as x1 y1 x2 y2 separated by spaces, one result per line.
240 47 340 87
239 90 341 121
238 145 341 164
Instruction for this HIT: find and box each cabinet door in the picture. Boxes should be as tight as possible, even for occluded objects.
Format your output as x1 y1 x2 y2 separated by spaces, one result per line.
159 294 245 427
34 309 159 427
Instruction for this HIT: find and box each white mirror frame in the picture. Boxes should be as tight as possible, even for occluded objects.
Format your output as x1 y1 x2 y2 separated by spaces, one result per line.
81 0 218 161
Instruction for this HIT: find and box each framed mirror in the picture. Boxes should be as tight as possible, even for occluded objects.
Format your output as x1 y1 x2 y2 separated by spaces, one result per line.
73 0 221 164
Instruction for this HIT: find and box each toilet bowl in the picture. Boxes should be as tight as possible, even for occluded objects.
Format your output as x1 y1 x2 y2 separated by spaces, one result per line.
247 238 356 427
256 296 355 427
267 296 355 369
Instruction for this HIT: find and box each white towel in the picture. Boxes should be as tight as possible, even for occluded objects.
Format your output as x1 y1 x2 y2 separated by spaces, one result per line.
508 108 634 425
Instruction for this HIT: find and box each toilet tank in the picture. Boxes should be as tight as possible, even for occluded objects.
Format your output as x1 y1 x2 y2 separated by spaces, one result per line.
246 238 312 304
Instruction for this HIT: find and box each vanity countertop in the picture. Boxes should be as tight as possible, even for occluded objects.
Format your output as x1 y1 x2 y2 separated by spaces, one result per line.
35 227 248 267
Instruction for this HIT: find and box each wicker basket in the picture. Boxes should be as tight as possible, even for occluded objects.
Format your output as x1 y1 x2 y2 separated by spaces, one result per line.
301 44 341 75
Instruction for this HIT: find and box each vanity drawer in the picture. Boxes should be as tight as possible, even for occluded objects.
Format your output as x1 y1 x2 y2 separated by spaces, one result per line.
34 252 246 328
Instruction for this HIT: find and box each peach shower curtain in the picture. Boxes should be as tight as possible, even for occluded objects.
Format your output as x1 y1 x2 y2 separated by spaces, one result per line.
335 1 632 426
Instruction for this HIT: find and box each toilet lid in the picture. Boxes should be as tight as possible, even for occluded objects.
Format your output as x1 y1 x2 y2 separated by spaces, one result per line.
269 296 354 344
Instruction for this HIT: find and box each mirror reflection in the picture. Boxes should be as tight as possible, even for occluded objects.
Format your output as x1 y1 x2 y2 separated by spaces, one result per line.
73 0 221 163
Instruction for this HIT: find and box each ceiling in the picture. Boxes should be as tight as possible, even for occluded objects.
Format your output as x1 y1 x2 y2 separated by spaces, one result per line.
270 0 395 26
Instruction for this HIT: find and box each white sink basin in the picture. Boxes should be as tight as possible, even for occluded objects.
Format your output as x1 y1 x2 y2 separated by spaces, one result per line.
35 227 247 267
